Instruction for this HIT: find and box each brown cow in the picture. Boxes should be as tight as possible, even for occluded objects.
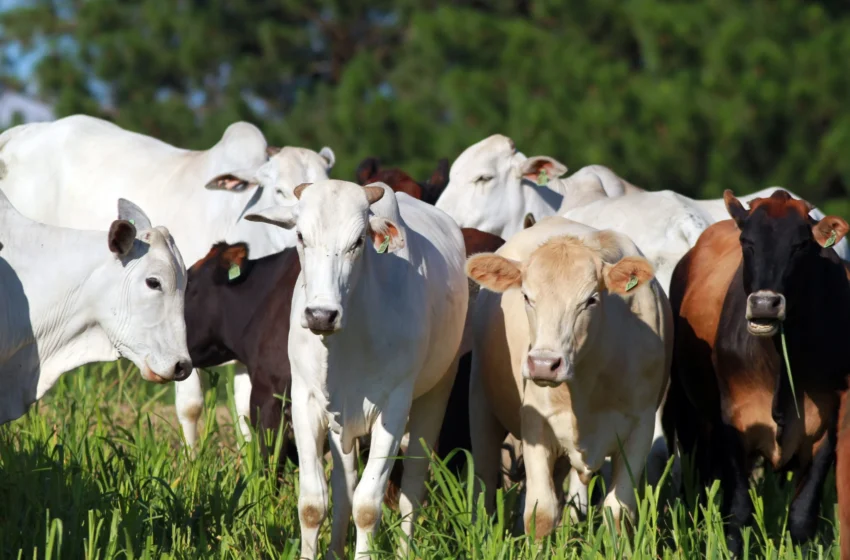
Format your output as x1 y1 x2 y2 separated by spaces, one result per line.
663 189 850 554
355 157 449 204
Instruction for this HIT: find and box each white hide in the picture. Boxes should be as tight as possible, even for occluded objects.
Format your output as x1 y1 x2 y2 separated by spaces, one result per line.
0 192 190 425
0 114 334 446
245 180 468 559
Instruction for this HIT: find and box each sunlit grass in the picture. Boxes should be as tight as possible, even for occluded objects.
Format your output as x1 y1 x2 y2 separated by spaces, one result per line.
0 362 841 558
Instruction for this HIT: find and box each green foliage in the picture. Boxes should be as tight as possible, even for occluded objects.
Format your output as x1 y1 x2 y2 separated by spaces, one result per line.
0 362 842 558
2 1 850 206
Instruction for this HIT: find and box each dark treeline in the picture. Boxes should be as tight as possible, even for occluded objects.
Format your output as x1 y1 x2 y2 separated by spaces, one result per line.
2 0 850 210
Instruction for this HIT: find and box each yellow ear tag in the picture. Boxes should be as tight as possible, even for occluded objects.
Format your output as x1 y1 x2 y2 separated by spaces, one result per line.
825 230 837 248
228 263 241 281
537 168 549 186
377 235 390 254
625 274 638 292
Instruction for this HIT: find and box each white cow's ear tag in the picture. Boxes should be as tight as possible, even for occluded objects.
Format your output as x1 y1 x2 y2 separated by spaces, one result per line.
625 274 638 292
228 263 241 281
537 168 549 186
129 219 135 225
825 230 837 249
377 235 390 254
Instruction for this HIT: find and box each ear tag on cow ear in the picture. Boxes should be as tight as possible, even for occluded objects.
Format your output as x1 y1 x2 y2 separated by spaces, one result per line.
228 263 241 281
825 230 837 248
537 168 549 186
625 274 638 292
129 219 135 225
377 235 390 254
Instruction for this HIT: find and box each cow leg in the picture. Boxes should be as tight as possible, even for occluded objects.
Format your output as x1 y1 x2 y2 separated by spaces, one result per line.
292 381 330 560
397 360 458 557
603 415 654 531
329 430 358 559
233 364 253 442
353 400 409 559
565 468 588 522
469 355 506 514
837 390 850 560
522 437 559 538
718 423 752 557
788 422 837 543
175 368 205 449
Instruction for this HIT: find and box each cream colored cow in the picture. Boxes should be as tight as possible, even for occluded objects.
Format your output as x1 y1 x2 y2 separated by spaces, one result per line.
466 216 672 536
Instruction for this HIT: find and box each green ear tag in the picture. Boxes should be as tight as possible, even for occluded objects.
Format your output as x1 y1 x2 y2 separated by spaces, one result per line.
537 168 549 186
228 263 241 281
625 274 638 292
825 230 837 249
129 219 135 225
377 235 390 254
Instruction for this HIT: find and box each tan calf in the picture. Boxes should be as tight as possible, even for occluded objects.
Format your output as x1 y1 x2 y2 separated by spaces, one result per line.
466 216 672 537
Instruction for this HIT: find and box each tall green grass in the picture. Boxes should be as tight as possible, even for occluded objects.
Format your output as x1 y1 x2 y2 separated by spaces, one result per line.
0 362 841 558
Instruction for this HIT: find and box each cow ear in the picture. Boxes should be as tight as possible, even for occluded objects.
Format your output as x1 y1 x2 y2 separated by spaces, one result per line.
355 157 380 185
219 243 249 282
363 185 386 205
108 219 137 256
205 169 258 191
244 205 298 229
813 215 850 248
604 256 655 295
466 253 522 293
427 158 450 190
523 213 536 229
519 156 568 184
319 147 336 171
369 217 405 253
723 190 749 227
117 198 152 230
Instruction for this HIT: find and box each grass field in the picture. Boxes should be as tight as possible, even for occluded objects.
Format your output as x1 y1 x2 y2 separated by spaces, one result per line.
0 361 842 559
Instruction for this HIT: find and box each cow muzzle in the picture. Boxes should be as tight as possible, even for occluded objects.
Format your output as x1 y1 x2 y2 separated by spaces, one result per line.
141 359 192 383
303 305 343 334
523 350 571 387
745 290 786 336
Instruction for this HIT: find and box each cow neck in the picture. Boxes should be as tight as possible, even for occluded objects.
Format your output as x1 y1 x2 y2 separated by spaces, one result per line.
12 227 121 398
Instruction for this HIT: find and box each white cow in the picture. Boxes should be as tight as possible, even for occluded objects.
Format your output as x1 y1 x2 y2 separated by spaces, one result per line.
436 133 850 262
0 114 335 446
466 216 671 536
0 193 191 424
245 180 468 559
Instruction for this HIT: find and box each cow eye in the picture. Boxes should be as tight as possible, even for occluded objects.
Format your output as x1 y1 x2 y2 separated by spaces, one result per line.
350 237 364 252
586 295 598 307
523 293 533 307
145 277 162 291
296 232 304 244
475 175 493 184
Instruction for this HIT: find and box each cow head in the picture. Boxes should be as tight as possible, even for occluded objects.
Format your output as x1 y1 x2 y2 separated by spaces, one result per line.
205 145 335 252
102 199 192 383
435 134 567 238
466 234 654 386
245 180 404 334
725 189 849 336
184 242 250 365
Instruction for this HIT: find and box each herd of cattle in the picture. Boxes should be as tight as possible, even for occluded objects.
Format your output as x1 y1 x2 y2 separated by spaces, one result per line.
0 115 849 558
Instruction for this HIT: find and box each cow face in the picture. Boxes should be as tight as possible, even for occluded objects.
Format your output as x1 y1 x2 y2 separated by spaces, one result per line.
725 189 849 336
206 146 335 253
466 236 654 387
245 180 403 335
434 134 567 238
101 199 192 383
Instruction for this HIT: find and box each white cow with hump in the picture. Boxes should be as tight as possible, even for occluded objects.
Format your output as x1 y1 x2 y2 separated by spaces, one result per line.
0 114 335 446
245 180 468 559
466 216 672 536
0 193 191 424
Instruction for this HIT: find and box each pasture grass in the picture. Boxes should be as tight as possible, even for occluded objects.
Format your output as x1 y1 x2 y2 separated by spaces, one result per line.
0 362 841 559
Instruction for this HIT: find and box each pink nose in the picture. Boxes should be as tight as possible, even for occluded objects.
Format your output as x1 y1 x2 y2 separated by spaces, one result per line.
525 352 568 384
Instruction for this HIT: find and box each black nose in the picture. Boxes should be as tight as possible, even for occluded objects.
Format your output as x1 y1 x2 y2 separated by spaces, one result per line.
747 291 786 320
305 307 339 331
174 361 193 381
